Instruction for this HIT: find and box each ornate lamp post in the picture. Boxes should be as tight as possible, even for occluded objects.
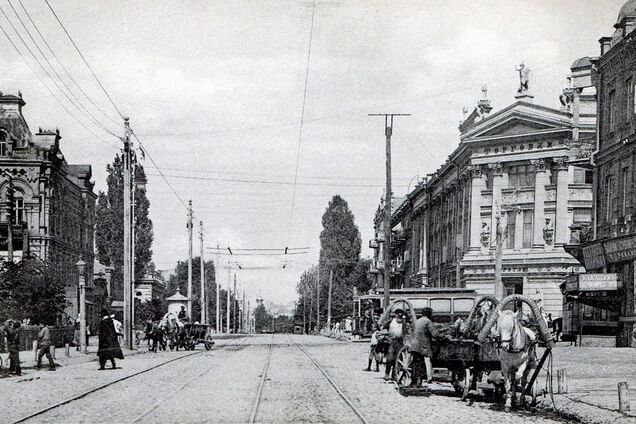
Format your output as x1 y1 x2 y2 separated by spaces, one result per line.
76 258 87 354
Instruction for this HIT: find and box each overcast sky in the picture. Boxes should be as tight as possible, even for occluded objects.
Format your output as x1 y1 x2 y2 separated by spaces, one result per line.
0 0 626 306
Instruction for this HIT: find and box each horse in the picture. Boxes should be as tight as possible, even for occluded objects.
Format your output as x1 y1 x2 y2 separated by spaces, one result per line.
494 309 537 411
144 321 166 352
159 313 183 350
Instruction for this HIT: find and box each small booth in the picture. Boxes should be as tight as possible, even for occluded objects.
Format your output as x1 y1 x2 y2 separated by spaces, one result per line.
166 288 189 316
560 273 622 342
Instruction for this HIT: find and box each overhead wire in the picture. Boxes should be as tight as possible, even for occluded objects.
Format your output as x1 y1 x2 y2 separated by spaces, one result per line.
16 0 122 128
4 0 120 138
286 0 316 245
0 15 118 149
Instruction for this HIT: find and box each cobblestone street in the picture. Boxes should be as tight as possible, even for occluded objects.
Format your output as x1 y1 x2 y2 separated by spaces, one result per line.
4 334 625 423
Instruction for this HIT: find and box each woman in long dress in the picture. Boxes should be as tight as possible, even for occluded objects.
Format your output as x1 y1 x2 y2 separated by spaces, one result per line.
97 309 124 370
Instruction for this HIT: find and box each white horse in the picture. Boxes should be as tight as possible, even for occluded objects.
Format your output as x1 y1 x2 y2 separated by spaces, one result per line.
495 310 537 411
160 313 183 349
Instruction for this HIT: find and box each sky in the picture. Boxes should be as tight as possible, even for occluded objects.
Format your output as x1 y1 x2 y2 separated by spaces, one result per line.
0 0 627 307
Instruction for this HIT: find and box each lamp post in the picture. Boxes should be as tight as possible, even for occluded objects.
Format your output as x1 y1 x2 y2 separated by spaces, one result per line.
76 258 87 354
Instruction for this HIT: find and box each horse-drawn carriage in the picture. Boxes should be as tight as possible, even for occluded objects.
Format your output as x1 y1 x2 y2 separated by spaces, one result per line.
173 323 215 351
386 294 554 409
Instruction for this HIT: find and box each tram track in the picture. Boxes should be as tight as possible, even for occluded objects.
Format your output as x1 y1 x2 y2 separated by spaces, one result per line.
248 334 369 424
11 341 246 424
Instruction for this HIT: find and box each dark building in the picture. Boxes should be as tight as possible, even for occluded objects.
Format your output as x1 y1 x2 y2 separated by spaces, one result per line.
575 1 636 347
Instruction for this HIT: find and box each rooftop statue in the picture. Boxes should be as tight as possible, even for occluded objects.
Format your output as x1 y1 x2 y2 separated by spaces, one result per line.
515 63 530 94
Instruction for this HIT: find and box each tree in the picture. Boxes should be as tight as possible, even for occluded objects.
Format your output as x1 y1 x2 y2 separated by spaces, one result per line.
254 303 271 333
95 155 153 300
0 258 67 324
318 195 361 326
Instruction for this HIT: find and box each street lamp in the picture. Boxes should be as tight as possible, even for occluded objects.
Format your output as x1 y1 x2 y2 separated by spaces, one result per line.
76 258 87 354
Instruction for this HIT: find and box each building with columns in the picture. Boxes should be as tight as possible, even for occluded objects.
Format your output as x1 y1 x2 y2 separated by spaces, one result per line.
0 91 97 322
372 61 596 318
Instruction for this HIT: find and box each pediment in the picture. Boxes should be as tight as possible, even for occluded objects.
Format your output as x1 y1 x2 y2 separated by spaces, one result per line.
477 117 559 138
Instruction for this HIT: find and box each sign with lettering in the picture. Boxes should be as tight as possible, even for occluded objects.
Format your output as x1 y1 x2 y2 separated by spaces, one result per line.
578 273 621 291
582 243 606 270
604 235 636 264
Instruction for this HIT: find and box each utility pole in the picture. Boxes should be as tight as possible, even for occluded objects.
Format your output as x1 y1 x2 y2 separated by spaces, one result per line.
227 271 232 333
316 266 320 332
302 289 306 334
131 158 136 334
215 245 220 333
122 117 133 350
233 275 237 333
494 214 505 299
199 221 206 324
242 288 246 333
369 113 410 310
327 266 333 330
247 300 251 334
187 201 193 320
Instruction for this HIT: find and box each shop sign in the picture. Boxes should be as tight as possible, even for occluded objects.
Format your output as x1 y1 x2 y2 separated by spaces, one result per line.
582 243 606 270
578 273 621 291
604 235 636 264
564 275 578 293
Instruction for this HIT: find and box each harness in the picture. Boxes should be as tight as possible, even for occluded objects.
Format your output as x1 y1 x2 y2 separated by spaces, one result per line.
499 319 531 354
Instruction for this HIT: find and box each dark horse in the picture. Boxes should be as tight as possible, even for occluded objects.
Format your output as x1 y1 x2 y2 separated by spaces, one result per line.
144 321 166 352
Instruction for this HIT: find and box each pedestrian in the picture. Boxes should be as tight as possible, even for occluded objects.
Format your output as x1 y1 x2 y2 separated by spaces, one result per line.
110 314 123 345
73 317 81 351
6 320 22 376
98 309 124 370
345 316 353 333
363 325 383 372
409 307 448 388
382 308 405 381
334 321 341 334
36 323 56 371
178 305 187 321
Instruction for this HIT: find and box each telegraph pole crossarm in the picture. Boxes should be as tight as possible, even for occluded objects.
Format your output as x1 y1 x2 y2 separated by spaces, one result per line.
368 113 410 311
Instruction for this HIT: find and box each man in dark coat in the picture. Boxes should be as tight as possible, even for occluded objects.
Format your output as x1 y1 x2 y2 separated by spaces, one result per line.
98 309 124 370
410 307 447 388
6 320 21 376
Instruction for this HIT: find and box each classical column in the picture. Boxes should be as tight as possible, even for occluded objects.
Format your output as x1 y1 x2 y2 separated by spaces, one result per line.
532 159 549 248
554 157 570 246
490 163 504 248
514 210 523 250
468 166 485 253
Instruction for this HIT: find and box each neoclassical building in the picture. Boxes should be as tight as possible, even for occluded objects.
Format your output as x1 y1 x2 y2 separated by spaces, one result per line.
373 61 597 318
0 91 97 321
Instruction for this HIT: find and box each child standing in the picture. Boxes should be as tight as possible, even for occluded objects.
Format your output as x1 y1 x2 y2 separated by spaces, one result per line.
364 327 384 372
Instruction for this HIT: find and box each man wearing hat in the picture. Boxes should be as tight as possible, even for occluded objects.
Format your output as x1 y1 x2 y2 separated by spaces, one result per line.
97 309 124 370
410 307 449 388
382 308 405 381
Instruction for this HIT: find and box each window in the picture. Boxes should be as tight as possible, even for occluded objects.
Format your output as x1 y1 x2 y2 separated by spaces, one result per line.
609 89 617 132
505 211 516 249
409 298 428 310
453 298 474 314
573 167 593 184
430 298 451 313
605 176 615 221
622 167 630 216
522 210 533 248
508 164 535 188
627 78 634 120
12 194 24 224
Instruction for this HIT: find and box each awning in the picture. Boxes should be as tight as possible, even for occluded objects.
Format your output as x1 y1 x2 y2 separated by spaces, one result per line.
561 273 623 311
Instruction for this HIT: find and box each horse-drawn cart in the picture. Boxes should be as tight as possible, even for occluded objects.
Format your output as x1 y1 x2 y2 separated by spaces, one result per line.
175 323 215 351
389 294 554 407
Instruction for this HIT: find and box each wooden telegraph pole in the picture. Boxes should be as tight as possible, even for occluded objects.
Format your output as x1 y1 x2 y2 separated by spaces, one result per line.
368 113 410 310
199 221 206 324
122 118 133 350
187 201 193 319
327 266 333 330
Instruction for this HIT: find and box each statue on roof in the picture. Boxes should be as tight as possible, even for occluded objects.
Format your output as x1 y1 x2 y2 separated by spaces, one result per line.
516 63 530 94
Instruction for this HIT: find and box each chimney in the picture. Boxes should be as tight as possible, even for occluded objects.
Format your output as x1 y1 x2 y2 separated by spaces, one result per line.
599 37 613 55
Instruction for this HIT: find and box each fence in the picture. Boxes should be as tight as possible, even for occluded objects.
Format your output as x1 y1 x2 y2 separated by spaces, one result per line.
0 326 74 352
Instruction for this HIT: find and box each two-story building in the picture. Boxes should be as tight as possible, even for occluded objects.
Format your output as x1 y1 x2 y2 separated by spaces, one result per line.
0 91 98 322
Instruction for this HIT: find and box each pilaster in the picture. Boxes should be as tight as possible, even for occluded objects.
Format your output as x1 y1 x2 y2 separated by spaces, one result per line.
554 157 570 246
468 165 485 253
532 159 549 248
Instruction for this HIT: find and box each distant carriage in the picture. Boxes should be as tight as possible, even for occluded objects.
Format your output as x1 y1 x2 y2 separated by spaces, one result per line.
175 323 215 351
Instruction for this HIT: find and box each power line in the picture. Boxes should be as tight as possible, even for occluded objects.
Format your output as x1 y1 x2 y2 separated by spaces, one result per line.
16 0 122 128
44 0 125 120
286 0 316 244
5 0 120 138
0 18 118 149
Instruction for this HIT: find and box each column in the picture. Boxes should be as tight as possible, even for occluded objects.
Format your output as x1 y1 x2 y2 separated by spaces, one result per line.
514 210 523 250
490 163 504 248
532 159 549 248
468 166 485 253
554 157 570 246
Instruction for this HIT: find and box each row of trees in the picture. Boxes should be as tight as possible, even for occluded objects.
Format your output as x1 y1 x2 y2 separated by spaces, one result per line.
294 195 374 332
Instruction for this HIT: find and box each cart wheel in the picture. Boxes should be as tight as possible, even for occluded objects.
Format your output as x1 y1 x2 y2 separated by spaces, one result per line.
204 336 215 351
462 368 472 401
394 346 413 386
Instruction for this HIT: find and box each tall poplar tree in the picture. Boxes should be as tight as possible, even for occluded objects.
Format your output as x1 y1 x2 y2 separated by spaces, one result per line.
95 155 153 300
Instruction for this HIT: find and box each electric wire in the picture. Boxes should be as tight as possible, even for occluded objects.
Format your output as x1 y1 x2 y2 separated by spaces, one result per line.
0 18 118 149
286 0 316 244
44 0 125 120
16 0 122 127
5 0 120 138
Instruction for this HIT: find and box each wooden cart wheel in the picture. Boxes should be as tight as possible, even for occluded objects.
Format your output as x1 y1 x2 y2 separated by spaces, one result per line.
204 336 215 351
462 368 472 401
394 346 413 386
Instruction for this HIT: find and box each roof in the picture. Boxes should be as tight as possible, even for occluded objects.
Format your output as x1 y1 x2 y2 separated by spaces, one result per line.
570 56 593 70
166 290 189 301
616 0 636 26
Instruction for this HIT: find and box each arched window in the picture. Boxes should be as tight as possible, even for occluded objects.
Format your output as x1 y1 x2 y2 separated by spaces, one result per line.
0 131 7 156
13 190 25 224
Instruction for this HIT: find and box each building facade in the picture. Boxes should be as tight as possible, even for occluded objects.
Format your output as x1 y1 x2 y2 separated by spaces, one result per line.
134 273 166 303
371 62 597 319
0 91 97 322
576 2 636 347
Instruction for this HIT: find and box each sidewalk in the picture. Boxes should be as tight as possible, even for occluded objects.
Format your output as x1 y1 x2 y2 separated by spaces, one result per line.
1 338 147 377
536 344 636 424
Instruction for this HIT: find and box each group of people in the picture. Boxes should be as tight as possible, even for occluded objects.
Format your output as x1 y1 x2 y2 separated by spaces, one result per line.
2 309 125 376
330 316 353 334
365 307 450 389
